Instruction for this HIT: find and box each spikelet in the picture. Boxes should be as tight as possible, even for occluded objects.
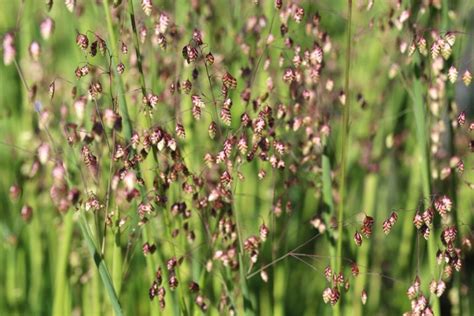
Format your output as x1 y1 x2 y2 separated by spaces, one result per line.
65 0 75 12
141 0 153 16
448 66 458 83
462 70 472 86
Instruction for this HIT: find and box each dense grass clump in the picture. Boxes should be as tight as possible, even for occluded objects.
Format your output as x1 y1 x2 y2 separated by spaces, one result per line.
0 0 473 315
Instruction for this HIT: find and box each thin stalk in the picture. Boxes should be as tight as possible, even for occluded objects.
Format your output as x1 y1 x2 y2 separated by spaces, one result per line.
102 0 133 139
335 1 352 314
78 211 123 316
412 78 440 315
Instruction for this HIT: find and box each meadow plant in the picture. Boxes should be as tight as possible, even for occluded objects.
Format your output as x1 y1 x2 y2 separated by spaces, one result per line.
0 0 473 315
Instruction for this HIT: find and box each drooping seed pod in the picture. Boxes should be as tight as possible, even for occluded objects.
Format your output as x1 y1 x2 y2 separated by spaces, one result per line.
293 7 304 23
116 62 125 74
354 231 363 246
324 266 332 282
407 275 420 300
88 81 103 99
3 32 16 65
191 95 205 108
28 41 41 61
222 72 237 89
21 205 33 222
175 123 185 139
208 121 217 139
40 17 55 39
155 33 166 49
90 40 97 56
182 79 192 94
322 287 340 305
76 33 89 50
241 112 251 127
430 40 441 59
441 40 452 59
237 135 248 154
206 52 214 65
182 45 198 63
361 290 368 305
442 226 457 245
457 111 466 126
351 262 359 277
275 0 282 10
416 36 428 56
421 225 431 240
121 41 128 54
445 32 456 46
448 66 458 83
220 106 231 126
422 208 434 226
361 215 374 238
192 105 201 120
283 68 296 84
413 212 423 229
462 70 472 86
192 29 203 46
434 195 452 217
65 0 75 12
141 0 153 16
382 211 398 235
149 281 159 300
142 242 156 255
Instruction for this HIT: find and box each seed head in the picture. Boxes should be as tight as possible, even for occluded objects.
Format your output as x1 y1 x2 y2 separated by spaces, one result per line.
76 33 89 50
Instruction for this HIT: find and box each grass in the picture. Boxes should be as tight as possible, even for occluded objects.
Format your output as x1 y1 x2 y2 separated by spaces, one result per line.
0 0 473 315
